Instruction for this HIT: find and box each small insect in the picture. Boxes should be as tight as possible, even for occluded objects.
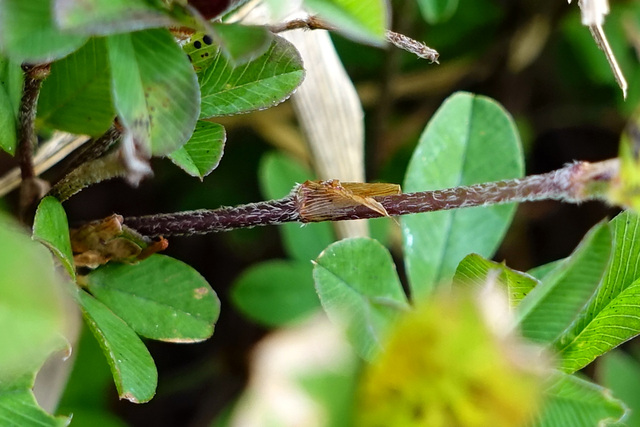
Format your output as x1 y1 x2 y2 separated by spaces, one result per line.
297 179 401 222
183 32 217 72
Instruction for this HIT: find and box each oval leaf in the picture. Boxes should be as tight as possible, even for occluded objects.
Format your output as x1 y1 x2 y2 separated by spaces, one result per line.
0 214 67 382
32 196 75 279
86 255 220 342
532 372 627 427
54 0 173 35
402 92 524 300
557 211 640 373
210 23 273 64
107 28 200 156
199 35 305 118
303 0 388 45
259 151 334 262
515 221 611 344
0 376 70 427
453 253 538 308
76 290 157 403
37 38 115 137
231 260 320 327
313 237 409 360
168 121 225 179
0 0 87 63
0 56 22 155
597 350 640 427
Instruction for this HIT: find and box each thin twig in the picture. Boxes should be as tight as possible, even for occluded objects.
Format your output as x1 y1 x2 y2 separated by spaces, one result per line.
122 160 618 237
268 16 439 62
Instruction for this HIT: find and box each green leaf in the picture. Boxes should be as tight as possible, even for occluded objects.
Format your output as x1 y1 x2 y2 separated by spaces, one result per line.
532 372 627 427
515 221 611 344
453 253 538 308
168 121 225 179
417 0 459 24
211 23 273 64
86 255 220 342
0 0 87 63
58 328 126 426
231 260 321 327
527 259 563 281
0 214 67 382
598 350 640 427
558 211 640 373
199 35 305 118
0 56 22 155
32 196 75 279
303 0 388 45
402 92 524 300
0 374 70 427
313 237 409 360
107 28 199 156
76 289 157 403
37 38 115 137
54 0 173 35
258 151 334 262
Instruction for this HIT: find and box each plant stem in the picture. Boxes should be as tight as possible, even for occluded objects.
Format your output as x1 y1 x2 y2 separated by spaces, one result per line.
49 150 130 202
268 16 439 62
17 64 50 219
123 160 618 237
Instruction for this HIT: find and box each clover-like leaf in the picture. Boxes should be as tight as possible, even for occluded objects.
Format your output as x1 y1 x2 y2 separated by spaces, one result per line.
454 253 538 308
168 121 225 179
0 56 22 155
0 0 87 63
199 36 304 118
107 28 199 156
37 38 115 137
0 214 67 383
77 290 157 403
402 92 524 300
531 372 627 426
231 260 320 327
54 0 173 35
32 196 75 279
0 372 70 426
313 237 409 360
516 221 611 344
556 211 640 373
303 0 388 45
86 255 220 342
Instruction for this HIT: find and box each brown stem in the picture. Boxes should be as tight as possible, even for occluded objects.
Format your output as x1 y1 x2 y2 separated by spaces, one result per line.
268 16 439 62
17 64 50 219
123 160 615 237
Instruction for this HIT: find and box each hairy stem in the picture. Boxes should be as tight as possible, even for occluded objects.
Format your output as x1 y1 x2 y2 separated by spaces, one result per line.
17 64 50 219
268 16 439 62
123 160 617 237
49 150 129 202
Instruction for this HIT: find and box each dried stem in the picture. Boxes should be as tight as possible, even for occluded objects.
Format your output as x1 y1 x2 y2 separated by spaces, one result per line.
17 64 51 219
123 160 617 237
268 16 439 62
